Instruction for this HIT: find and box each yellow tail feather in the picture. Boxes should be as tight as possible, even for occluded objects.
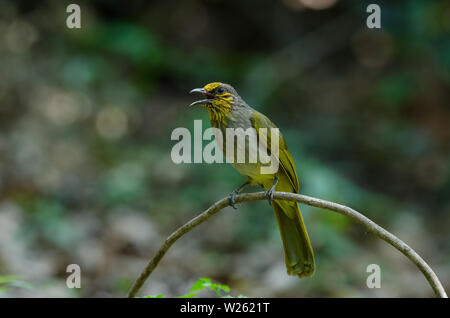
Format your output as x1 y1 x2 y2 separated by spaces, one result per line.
272 201 315 278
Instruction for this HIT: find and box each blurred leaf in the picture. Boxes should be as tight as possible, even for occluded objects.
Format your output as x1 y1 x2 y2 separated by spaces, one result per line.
143 294 165 298
0 276 34 291
189 277 211 292
189 277 231 297
177 292 199 298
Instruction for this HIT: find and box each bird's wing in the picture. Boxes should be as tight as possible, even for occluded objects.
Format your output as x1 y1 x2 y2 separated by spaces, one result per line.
250 111 299 192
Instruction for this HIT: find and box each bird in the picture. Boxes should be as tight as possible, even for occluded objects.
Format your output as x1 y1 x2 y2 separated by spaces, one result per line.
189 82 314 278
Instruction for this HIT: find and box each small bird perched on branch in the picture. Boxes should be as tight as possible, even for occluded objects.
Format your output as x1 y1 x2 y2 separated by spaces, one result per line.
189 82 314 278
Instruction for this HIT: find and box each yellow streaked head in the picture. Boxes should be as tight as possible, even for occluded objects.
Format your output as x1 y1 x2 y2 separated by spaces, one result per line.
204 82 221 92
189 82 240 124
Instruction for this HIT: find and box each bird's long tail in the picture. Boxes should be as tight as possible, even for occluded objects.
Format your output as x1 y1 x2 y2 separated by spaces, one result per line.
272 201 315 278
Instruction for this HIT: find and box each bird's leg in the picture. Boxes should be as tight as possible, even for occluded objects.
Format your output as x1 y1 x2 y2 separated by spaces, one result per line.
264 177 278 206
228 181 251 209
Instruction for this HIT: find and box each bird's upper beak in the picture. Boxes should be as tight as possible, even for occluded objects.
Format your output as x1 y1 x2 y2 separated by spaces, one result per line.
189 88 216 107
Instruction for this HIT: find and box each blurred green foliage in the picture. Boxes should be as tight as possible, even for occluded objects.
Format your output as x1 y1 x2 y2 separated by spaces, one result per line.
0 0 448 297
0 276 33 293
144 277 244 298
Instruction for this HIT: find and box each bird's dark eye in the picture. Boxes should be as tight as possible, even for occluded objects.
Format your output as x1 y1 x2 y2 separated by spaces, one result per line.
217 87 224 94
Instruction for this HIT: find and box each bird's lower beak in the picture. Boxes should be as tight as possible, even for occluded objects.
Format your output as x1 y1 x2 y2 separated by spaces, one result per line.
189 88 215 107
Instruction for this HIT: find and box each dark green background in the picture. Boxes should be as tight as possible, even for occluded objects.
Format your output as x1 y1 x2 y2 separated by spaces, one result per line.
0 0 449 297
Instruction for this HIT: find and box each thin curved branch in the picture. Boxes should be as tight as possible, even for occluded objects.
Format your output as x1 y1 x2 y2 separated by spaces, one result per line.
127 191 448 298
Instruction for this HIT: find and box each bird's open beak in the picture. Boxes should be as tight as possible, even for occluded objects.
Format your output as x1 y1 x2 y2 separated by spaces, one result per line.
189 88 216 107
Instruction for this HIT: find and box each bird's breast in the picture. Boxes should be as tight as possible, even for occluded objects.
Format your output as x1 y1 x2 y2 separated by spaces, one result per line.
212 113 273 182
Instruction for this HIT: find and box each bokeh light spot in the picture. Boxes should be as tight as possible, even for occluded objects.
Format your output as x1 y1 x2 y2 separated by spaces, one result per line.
96 107 128 140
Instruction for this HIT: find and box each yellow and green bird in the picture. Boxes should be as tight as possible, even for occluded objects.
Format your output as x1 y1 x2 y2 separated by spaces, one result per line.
189 82 314 278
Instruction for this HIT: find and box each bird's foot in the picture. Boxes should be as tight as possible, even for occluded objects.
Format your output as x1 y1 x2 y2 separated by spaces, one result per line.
228 181 251 210
228 190 239 209
264 188 275 206
264 177 278 206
